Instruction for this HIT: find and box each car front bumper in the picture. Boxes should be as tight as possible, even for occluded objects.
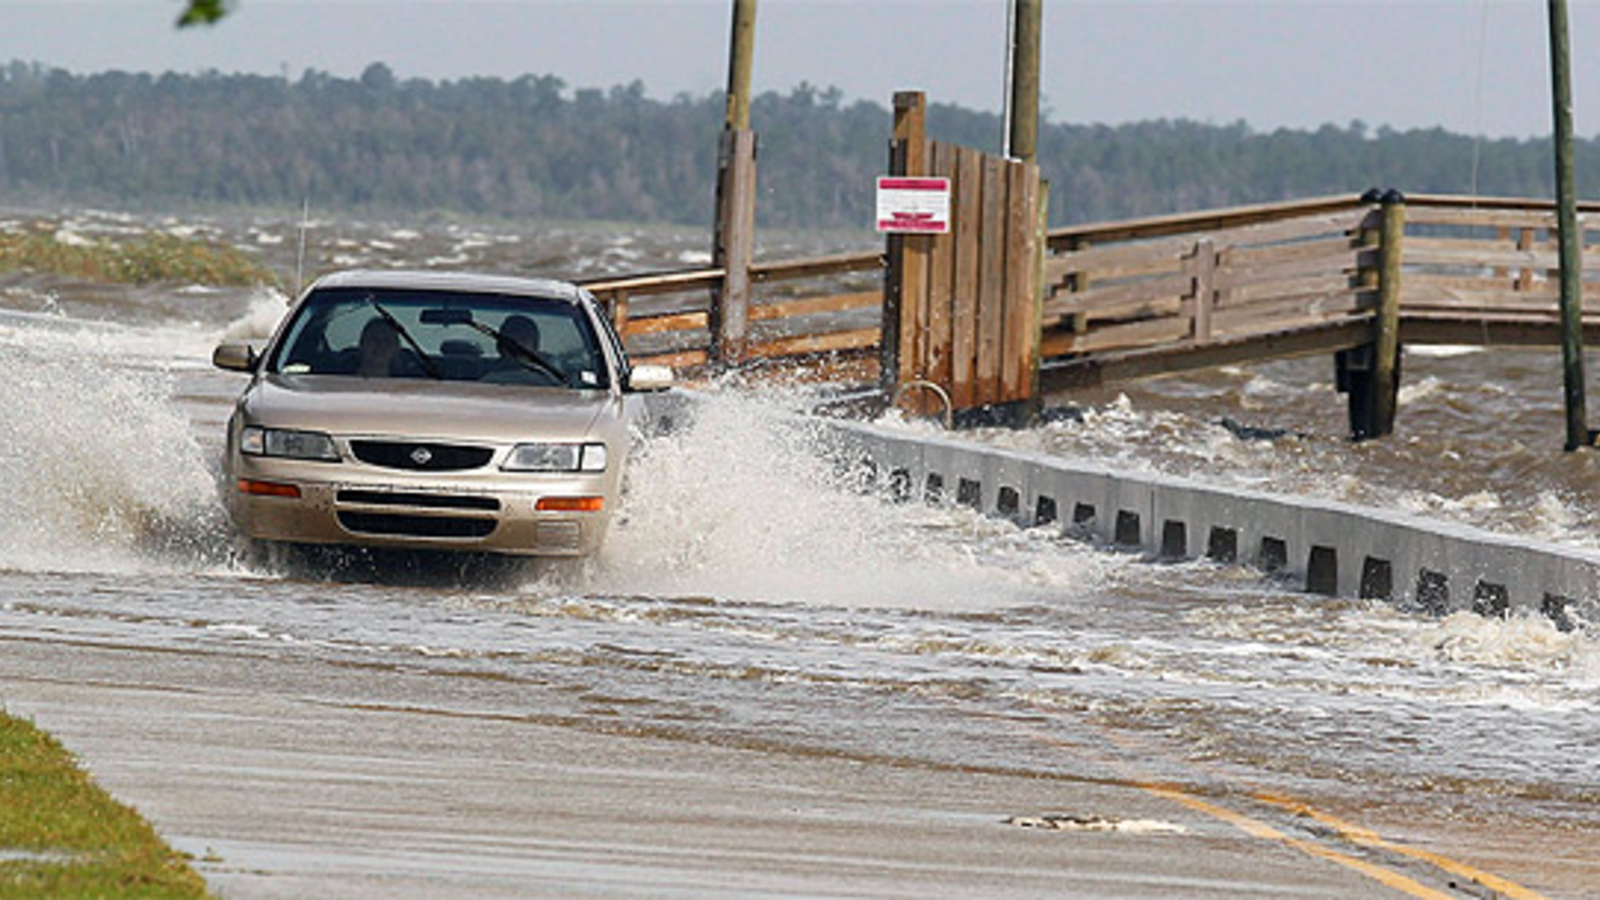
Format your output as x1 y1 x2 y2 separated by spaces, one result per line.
228 454 614 557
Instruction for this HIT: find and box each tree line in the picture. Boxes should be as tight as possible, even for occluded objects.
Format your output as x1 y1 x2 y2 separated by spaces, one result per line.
1 60 1595 230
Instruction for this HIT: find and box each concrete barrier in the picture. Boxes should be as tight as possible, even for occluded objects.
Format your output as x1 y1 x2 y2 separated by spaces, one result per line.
817 419 1598 629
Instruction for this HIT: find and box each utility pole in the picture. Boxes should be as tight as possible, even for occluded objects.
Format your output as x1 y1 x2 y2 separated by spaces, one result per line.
1006 0 1042 163
1549 0 1588 450
711 0 757 364
724 0 756 130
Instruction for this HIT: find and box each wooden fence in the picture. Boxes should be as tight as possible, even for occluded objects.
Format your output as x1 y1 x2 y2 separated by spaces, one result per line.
883 91 1044 417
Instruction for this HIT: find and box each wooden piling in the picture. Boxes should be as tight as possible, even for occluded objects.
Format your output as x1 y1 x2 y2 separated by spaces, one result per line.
1369 191 1405 438
1339 192 1403 441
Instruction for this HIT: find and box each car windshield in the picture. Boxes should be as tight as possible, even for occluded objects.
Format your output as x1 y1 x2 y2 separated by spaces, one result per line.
267 286 610 389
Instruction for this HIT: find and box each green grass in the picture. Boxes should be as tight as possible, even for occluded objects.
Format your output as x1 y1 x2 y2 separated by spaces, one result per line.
0 711 209 899
0 225 275 287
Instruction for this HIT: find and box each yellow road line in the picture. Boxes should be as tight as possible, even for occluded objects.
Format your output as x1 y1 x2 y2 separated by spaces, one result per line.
1043 718 1545 899
1252 791 1550 900
1018 724 1466 899
1144 784 1459 900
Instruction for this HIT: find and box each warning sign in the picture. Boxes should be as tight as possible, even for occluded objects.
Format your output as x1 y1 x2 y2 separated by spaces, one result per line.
876 177 951 234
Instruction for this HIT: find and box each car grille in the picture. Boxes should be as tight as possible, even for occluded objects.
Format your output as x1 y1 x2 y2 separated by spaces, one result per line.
335 489 500 512
337 511 497 539
349 440 494 471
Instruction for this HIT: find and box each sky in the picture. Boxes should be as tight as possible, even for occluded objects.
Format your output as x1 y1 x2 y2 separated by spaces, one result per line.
2 1 1598 138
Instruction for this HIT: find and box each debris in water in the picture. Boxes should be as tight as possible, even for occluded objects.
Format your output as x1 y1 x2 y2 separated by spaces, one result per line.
1218 416 1304 442
1004 814 1187 834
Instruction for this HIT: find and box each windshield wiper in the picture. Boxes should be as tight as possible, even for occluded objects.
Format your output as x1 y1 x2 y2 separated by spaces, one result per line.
465 320 569 386
365 297 443 380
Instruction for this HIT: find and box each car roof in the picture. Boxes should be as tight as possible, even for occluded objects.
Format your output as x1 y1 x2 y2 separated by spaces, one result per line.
307 269 588 305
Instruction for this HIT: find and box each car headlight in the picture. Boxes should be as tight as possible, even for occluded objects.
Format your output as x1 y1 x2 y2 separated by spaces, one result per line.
503 442 607 472
240 426 340 462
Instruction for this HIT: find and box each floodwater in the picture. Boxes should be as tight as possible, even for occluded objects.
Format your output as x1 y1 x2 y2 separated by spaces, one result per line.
2 208 1598 896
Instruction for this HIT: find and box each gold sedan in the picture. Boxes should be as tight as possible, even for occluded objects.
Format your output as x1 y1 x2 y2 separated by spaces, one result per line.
212 270 671 558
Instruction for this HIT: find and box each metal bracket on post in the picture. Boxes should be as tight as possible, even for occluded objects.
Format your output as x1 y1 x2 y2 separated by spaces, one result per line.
892 380 954 429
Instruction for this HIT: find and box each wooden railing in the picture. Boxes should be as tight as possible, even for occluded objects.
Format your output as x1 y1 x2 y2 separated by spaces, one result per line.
1392 194 1600 346
580 251 882 369
579 192 1600 396
1041 197 1374 359
1037 194 1378 384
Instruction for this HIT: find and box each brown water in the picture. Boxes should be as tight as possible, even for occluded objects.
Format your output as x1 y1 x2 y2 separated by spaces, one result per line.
1 207 1597 896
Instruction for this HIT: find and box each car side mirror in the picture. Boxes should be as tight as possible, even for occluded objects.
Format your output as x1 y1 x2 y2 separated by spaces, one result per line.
626 364 674 392
212 342 260 373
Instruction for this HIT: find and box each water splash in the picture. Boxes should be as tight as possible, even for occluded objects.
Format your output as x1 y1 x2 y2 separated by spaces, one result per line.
575 386 1111 609
1415 611 1600 681
0 341 227 573
217 287 292 342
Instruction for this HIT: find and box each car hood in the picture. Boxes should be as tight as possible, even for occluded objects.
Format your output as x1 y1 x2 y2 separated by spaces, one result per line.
242 374 612 443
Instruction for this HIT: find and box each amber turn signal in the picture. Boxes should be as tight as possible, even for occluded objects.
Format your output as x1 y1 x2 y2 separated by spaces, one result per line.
536 496 604 512
237 478 302 499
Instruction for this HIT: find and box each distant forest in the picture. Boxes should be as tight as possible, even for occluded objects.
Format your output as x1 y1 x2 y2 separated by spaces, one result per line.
2 60 1597 230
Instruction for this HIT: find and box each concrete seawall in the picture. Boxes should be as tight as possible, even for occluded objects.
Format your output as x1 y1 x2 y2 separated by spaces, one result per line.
818 419 1599 629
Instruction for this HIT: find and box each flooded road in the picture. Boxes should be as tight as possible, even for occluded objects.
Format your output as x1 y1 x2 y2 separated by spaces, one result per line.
1 209 1598 897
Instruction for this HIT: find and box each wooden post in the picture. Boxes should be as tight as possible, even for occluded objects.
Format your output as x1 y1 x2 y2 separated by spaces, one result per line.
1027 179 1050 412
950 146 982 410
711 129 755 363
1000 161 1036 405
1068 235 1091 334
610 290 631 333
710 0 758 364
1339 193 1404 441
1549 0 1589 450
724 0 756 131
1191 238 1216 345
976 154 1007 404
1515 227 1535 292
882 91 929 395
1006 0 1042 163
926 142 957 397
1368 190 1405 438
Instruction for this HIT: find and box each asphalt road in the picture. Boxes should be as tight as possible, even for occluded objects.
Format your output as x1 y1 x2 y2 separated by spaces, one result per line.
2 633 1539 900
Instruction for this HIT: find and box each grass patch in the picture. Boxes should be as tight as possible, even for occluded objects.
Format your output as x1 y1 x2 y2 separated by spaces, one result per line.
0 224 275 287
0 711 209 898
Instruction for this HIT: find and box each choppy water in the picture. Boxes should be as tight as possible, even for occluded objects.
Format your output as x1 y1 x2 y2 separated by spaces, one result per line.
2 208 1598 894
